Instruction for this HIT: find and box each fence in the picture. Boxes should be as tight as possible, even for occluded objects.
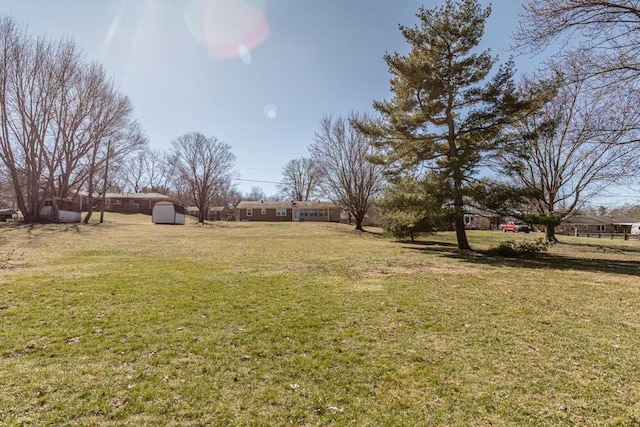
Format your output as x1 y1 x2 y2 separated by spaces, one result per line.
563 231 640 241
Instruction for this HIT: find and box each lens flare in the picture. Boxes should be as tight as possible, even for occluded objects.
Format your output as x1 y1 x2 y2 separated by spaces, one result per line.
238 44 252 64
263 104 277 119
184 0 269 59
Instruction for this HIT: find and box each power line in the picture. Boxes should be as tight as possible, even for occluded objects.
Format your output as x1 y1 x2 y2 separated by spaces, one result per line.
233 147 306 156
235 178 280 184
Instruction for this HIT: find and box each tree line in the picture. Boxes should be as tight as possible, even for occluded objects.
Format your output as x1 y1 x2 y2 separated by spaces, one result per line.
2 1 640 250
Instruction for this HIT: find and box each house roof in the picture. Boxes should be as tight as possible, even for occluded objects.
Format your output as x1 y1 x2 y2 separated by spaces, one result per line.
154 200 186 211
78 191 170 200
237 200 338 209
105 192 170 199
563 214 640 226
464 206 499 217
186 206 227 212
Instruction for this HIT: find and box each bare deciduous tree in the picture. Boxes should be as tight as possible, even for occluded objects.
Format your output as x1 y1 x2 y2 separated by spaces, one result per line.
0 16 145 223
310 113 384 231
81 77 146 223
0 17 52 221
244 186 267 201
170 132 236 224
514 0 640 83
114 147 174 194
278 157 318 201
113 149 148 194
497 60 640 241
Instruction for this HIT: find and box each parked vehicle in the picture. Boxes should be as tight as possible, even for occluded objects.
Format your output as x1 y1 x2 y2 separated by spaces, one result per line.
498 221 530 233
0 208 16 222
631 223 640 235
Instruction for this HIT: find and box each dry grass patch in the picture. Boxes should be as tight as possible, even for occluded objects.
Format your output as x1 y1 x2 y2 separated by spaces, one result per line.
1 216 640 425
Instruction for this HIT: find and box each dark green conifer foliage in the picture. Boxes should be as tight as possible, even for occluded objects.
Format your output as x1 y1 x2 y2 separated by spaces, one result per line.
358 0 529 250
378 174 450 241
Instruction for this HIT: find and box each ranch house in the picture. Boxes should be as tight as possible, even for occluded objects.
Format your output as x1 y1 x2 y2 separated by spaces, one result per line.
236 201 341 222
558 214 640 235
76 192 172 215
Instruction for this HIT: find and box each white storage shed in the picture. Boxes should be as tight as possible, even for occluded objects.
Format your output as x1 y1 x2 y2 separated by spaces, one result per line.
152 201 185 225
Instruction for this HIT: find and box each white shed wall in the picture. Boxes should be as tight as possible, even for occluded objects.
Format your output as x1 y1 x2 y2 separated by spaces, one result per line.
152 201 184 224
58 210 81 223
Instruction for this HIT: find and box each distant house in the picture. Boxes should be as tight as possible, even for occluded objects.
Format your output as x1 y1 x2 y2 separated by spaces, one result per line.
152 201 186 225
558 215 640 235
185 206 230 221
464 207 500 230
208 206 230 221
0 208 17 222
236 201 341 222
76 192 172 215
185 206 200 217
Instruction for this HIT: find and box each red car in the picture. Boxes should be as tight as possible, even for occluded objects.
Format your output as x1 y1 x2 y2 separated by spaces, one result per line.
499 221 530 233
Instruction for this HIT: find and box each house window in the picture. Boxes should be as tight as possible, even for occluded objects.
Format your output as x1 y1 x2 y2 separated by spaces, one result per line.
113 199 122 205
44 199 53 207
261 208 266 215
247 208 252 217
105 199 110 206
597 225 606 232
276 208 287 216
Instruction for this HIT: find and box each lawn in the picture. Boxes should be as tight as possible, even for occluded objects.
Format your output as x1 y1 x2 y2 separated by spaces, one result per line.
1 214 639 426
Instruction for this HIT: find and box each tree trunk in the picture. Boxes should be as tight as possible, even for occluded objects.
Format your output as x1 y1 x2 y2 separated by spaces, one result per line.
84 166 95 224
354 215 364 231
545 226 558 243
454 214 471 251
452 167 471 251
83 194 94 224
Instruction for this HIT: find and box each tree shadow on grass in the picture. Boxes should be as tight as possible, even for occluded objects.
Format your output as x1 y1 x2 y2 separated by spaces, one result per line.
402 241 640 277
0 221 84 235
399 239 460 255
559 239 640 254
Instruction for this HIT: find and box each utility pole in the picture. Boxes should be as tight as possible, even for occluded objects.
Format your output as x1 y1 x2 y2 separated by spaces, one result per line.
99 140 111 224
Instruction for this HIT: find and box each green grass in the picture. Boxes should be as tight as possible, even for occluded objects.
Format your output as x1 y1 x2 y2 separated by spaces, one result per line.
1 214 639 426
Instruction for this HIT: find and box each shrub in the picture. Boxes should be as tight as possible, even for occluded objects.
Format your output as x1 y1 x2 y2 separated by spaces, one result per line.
487 238 549 258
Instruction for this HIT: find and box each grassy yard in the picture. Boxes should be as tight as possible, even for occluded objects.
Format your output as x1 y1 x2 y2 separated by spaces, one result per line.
1 214 639 426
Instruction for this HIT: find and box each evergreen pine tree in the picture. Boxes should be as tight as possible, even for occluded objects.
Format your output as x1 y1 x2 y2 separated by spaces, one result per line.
358 0 530 250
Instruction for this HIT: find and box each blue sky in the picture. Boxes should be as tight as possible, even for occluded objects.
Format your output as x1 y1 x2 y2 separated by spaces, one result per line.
2 0 605 201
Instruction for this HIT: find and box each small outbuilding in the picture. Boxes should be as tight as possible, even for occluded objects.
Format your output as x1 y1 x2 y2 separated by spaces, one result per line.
38 198 81 223
152 201 185 225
